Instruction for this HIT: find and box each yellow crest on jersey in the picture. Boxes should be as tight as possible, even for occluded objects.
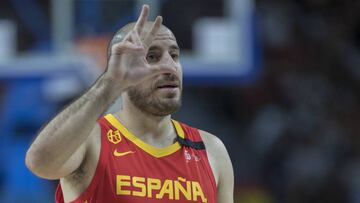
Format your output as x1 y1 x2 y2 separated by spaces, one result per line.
107 129 122 144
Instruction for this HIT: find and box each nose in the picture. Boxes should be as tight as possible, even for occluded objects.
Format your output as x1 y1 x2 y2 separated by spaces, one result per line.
161 52 177 69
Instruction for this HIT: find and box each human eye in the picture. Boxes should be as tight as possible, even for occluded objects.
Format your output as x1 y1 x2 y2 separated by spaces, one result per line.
146 52 160 63
170 52 179 60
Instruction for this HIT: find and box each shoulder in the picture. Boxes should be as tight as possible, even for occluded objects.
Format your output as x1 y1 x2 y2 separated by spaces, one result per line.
197 129 233 185
199 129 234 202
178 122 227 154
198 129 228 157
178 121 228 158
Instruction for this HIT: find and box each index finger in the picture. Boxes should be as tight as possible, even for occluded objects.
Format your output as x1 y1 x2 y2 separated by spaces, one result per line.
134 4 149 35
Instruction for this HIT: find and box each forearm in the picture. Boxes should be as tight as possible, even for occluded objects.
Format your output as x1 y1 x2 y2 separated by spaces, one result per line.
26 74 121 176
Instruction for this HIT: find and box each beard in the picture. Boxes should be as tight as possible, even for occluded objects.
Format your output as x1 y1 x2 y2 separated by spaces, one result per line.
127 75 182 117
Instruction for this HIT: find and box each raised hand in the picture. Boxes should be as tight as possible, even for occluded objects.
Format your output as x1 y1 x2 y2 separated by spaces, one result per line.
105 5 172 93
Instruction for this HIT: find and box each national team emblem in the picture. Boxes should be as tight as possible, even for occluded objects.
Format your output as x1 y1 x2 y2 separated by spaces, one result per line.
107 129 122 144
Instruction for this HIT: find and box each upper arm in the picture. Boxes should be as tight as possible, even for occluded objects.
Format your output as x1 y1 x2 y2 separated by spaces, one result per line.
48 124 101 179
200 130 234 203
216 140 234 203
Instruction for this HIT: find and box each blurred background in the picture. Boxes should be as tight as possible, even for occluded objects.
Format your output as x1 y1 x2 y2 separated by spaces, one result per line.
0 0 359 202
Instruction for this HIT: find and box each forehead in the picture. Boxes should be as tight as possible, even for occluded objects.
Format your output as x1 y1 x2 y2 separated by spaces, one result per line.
146 27 178 49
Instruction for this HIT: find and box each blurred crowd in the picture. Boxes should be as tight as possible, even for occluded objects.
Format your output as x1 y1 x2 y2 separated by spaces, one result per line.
256 0 360 202
177 0 360 202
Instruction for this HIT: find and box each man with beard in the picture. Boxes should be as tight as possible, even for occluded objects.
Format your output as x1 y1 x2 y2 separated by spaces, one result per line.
25 5 233 203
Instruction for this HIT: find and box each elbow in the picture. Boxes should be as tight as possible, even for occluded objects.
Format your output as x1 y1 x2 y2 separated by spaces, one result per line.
25 149 39 174
25 148 58 180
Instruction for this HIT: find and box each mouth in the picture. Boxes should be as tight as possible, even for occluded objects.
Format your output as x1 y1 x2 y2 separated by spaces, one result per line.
156 82 179 89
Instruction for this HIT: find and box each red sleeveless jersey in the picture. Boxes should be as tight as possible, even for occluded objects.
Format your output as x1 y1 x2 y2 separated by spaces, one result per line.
55 114 217 203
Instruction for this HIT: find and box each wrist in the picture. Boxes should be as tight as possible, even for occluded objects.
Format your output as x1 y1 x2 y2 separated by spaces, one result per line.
94 74 126 101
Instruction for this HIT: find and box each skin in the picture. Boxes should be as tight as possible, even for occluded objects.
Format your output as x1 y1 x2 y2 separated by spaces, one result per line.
25 5 234 203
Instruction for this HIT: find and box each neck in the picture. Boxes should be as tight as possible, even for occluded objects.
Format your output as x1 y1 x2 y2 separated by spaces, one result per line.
115 98 176 146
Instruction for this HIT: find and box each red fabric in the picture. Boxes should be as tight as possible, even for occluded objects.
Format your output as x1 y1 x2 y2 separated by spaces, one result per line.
55 117 217 203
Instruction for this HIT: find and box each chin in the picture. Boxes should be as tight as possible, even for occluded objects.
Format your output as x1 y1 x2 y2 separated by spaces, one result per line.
127 87 182 116
149 98 182 116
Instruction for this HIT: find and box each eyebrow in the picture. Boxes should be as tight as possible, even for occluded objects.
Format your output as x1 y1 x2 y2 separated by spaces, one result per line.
170 45 180 51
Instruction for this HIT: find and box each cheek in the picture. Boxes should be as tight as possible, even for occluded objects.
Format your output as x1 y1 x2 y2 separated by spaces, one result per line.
144 83 156 94
177 65 183 85
134 81 155 94
177 66 183 76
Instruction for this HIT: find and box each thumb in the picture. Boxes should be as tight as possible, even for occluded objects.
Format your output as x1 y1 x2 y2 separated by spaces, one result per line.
111 41 145 56
127 64 178 84
143 64 178 79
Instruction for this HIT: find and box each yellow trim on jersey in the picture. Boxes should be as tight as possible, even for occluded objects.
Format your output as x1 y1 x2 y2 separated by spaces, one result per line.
104 114 185 158
172 119 185 139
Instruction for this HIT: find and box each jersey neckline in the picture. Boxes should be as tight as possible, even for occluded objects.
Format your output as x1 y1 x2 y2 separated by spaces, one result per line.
104 114 185 158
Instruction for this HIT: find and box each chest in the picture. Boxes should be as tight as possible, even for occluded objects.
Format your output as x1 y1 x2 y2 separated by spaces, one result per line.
103 139 214 203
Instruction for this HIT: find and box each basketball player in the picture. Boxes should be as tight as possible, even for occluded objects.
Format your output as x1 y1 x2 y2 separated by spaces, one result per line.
25 5 233 203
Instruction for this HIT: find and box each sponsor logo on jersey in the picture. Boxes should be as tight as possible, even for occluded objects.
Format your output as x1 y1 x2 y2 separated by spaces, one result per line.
116 175 207 202
113 149 135 157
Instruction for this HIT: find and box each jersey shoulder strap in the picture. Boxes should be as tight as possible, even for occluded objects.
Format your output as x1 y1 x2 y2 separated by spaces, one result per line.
176 122 206 150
